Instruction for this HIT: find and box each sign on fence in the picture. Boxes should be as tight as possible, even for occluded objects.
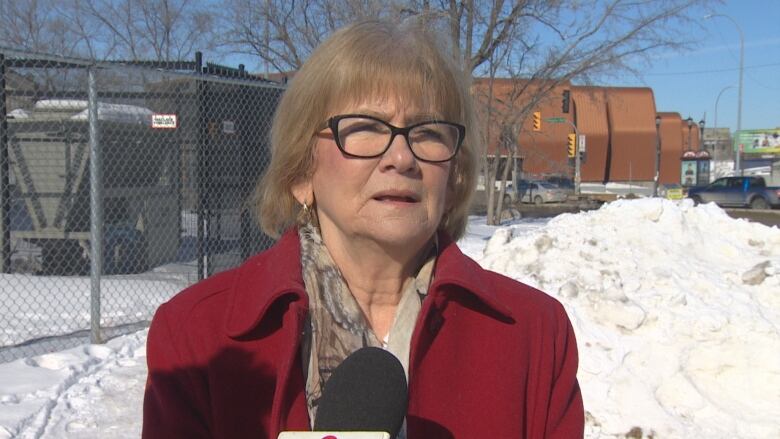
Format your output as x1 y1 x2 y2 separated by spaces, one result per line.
152 113 178 129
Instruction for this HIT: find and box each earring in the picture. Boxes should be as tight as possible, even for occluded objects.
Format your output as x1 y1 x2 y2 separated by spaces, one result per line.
302 201 310 215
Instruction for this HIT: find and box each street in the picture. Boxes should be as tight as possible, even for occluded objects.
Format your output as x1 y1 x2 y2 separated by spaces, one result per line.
725 209 780 228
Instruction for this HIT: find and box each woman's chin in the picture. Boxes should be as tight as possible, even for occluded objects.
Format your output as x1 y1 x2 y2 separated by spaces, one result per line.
357 217 437 248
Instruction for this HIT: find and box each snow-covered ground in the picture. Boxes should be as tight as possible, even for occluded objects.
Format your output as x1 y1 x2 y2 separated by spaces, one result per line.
0 269 190 348
1 199 779 438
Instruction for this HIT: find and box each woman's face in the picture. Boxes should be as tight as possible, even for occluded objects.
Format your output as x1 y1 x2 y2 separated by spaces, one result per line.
299 97 452 252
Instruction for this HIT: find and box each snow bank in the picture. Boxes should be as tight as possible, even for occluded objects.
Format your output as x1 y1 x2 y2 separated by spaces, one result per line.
478 199 780 438
0 330 146 439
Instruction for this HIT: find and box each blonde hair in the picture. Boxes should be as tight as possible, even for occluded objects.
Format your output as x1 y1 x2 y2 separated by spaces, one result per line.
254 19 480 240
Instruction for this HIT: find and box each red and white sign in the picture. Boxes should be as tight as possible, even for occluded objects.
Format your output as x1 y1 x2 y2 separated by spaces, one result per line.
152 114 178 129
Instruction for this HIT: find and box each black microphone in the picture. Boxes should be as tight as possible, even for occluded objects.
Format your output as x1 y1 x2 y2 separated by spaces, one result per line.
313 347 408 439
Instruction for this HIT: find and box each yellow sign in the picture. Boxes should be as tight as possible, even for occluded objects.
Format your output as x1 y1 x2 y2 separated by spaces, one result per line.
666 187 684 200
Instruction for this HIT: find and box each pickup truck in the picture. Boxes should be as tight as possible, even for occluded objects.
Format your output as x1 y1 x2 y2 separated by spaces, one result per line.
687 176 780 209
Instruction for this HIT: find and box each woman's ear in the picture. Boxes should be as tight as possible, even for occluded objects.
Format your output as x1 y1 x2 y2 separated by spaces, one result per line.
292 139 319 206
291 179 314 206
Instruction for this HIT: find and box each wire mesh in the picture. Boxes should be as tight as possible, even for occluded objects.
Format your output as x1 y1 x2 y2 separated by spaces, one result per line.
0 48 282 362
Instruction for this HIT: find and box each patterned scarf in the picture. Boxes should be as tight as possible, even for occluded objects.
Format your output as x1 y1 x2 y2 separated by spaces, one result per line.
298 222 436 427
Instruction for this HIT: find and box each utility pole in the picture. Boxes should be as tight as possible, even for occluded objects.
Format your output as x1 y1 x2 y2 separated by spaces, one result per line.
546 117 581 195
654 115 661 197
706 14 744 175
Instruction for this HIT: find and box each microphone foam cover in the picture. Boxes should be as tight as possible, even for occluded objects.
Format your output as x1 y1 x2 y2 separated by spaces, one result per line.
314 347 408 438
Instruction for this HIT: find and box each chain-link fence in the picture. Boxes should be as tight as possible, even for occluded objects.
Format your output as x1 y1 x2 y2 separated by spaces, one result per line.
0 47 283 362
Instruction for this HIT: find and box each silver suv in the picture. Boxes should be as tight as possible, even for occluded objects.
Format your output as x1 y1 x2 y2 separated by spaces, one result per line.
508 180 570 205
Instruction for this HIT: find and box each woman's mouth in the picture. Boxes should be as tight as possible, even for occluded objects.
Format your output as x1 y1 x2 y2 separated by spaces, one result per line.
374 195 418 203
372 190 421 204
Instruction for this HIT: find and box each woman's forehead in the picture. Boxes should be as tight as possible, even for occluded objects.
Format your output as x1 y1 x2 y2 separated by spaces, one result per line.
328 95 444 121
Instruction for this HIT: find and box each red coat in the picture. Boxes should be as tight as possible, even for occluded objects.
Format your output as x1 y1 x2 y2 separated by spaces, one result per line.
143 229 584 438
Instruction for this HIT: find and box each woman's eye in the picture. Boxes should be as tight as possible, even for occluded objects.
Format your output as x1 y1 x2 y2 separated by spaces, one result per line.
413 128 446 142
341 120 385 135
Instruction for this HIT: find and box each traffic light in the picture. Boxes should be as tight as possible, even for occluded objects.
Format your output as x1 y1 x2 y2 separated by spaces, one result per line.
532 111 541 131
567 133 576 158
562 90 570 114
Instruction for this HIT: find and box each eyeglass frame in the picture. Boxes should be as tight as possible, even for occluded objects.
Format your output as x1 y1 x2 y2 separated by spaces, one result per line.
322 114 466 163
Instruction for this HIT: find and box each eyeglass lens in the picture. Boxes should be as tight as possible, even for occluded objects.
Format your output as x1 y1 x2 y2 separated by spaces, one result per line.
336 117 459 161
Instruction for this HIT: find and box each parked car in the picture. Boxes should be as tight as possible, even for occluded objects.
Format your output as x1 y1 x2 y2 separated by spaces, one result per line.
687 176 780 209
508 180 570 205
544 176 575 190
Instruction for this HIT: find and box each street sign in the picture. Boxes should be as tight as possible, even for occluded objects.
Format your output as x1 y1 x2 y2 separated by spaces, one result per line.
578 134 586 152
546 117 566 123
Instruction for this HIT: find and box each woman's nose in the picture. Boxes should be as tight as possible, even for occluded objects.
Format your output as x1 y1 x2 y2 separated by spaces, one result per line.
379 133 418 173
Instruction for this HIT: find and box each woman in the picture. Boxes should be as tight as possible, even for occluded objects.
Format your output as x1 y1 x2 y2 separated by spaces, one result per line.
143 19 583 439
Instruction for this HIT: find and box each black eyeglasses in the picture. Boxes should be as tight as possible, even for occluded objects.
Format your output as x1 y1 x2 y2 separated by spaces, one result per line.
324 114 465 163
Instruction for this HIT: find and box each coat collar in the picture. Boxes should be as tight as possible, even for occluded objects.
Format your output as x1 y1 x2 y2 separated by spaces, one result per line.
224 229 307 338
225 228 514 338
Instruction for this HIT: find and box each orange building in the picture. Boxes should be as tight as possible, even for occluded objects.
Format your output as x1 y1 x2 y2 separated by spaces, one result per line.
473 78 703 187
603 87 657 182
472 78 573 177
657 112 685 185
572 87 609 182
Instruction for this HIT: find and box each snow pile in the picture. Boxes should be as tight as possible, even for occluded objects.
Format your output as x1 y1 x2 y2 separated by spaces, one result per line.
478 198 780 438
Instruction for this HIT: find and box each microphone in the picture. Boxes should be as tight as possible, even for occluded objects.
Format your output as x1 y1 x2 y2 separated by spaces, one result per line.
315 347 408 436
278 347 408 439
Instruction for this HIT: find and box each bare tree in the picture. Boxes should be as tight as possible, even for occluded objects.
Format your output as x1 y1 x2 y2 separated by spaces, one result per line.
413 0 713 224
0 0 217 62
0 0 85 56
65 0 216 61
216 0 394 73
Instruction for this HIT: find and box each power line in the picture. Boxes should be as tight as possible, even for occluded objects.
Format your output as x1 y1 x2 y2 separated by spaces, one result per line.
644 62 780 76
745 69 780 91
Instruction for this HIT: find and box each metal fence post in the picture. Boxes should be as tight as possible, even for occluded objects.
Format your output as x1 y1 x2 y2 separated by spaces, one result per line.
88 66 103 344
0 53 10 273
195 52 204 281
196 51 209 281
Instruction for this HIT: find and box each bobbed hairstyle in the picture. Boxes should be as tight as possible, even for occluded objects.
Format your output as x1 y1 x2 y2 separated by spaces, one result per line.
254 19 480 240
